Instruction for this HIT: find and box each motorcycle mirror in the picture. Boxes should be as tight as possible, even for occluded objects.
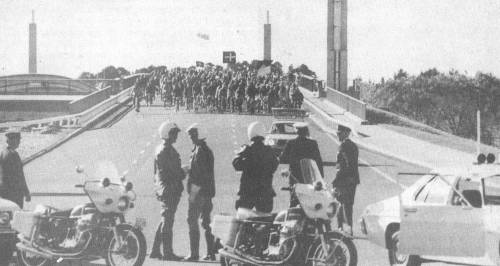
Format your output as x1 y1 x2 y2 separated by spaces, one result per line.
76 165 85 174
280 169 290 178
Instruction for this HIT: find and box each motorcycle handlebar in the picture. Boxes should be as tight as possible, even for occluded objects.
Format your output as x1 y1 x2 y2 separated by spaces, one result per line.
75 184 84 188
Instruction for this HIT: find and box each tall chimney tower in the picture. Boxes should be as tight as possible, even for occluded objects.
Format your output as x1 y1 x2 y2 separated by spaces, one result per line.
263 11 271 61
327 0 347 92
29 10 37 74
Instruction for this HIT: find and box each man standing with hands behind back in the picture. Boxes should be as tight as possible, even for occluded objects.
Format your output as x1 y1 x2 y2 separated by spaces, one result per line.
0 129 30 209
332 125 359 236
183 123 217 262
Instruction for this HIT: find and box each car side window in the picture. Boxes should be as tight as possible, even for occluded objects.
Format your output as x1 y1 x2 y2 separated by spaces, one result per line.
425 177 452 204
415 176 435 203
414 175 452 204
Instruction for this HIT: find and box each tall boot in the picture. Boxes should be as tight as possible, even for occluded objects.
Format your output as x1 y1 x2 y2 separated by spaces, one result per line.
162 231 182 261
202 229 216 261
205 229 215 255
149 223 163 259
184 231 200 261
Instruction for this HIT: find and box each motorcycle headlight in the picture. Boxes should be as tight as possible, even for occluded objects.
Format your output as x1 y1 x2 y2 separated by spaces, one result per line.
117 196 130 212
0 211 11 226
326 202 337 219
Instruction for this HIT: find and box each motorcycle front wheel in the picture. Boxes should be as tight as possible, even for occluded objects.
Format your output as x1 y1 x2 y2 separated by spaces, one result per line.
308 232 357 266
17 250 53 266
105 224 147 266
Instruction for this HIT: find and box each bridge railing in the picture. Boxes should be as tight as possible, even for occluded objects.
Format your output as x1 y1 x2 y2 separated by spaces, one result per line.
298 74 366 121
325 86 366 120
0 74 140 131
0 75 139 95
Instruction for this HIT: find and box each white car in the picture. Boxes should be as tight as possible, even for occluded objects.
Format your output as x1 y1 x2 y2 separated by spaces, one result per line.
264 120 300 155
359 160 500 266
0 198 21 265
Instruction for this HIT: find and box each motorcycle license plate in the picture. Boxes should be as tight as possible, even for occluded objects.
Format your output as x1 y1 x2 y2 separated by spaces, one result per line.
135 217 147 229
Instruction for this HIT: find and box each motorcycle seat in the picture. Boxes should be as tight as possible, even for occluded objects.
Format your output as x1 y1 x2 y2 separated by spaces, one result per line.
236 208 276 223
245 213 277 223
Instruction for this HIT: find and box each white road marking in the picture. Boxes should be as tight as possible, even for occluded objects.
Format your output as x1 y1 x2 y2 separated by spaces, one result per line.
139 150 145 154
325 134 406 189
146 142 151 146
233 141 238 145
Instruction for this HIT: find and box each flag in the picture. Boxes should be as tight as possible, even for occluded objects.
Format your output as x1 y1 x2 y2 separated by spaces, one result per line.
223 51 236 64
196 61 204 67
197 33 210 40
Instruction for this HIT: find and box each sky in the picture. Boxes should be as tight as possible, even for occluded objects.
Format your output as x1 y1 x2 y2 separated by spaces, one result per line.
0 0 499 81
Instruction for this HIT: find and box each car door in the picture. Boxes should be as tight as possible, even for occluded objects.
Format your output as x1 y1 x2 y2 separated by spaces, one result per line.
400 175 485 257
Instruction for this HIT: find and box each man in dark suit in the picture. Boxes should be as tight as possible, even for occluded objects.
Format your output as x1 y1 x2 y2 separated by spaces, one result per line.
0 129 30 209
279 122 324 207
332 125 359 236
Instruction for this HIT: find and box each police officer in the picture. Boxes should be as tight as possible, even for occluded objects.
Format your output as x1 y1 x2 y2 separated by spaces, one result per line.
233 122 278 213
0 129 30 208
150 122 185 261
279 122 323 207
184 124 217 261
332 125 359 236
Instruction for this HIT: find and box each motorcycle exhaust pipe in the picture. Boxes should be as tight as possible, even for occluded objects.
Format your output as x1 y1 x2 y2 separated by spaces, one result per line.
219 249 259 265
16 243 54 260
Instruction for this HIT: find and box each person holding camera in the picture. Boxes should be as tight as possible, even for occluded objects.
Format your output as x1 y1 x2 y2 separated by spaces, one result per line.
232 121 278 213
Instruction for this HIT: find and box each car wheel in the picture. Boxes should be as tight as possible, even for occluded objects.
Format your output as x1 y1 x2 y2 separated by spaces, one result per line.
388 231 420 266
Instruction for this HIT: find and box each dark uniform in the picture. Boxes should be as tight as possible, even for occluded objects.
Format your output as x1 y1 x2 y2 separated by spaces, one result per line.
151 142 186 258
186 139 216 259
0 147 29 208
279 135 324 207
333 138 359 229
232 141 278 213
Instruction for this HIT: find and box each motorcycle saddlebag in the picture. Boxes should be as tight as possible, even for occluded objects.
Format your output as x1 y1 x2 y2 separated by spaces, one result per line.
212 214 240 247
11 211 41 239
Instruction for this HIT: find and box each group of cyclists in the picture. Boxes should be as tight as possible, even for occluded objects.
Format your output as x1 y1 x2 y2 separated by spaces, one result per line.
132 64 305 114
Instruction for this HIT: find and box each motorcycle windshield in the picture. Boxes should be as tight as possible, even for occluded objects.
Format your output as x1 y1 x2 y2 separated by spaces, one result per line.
81 161 134 213
299 158 324 185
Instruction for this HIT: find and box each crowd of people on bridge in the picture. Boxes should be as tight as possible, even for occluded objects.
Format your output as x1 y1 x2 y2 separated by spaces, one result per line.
132 64 304 114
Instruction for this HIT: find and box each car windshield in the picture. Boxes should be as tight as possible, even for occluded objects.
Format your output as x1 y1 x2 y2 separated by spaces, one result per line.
300 158 324 184
271 123 297 134
483 175 500 205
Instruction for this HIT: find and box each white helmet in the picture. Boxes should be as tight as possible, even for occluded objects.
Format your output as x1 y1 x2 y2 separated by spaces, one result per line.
186 123 205 139
158 121 180 139
247 121 266 141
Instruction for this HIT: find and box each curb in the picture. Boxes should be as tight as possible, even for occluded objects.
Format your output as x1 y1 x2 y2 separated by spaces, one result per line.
304 98 434 170
23 98 132 165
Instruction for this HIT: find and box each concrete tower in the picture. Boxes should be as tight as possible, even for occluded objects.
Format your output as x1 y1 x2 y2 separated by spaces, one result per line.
327 0 347 92
263 11 271 61
29 10 37 74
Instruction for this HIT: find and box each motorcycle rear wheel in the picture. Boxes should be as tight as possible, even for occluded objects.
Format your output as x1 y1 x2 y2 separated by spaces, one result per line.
17 250 53 266
308 232 357 266
105 224 147 266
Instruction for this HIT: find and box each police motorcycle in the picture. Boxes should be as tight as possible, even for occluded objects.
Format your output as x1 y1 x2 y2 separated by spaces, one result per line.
11 165 147 266
213 159 357 266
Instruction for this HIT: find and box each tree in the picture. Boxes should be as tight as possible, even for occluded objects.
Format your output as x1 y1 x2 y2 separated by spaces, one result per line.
78 72 95 79
116 67 130 77
295 64 316 77
393 69 408 80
